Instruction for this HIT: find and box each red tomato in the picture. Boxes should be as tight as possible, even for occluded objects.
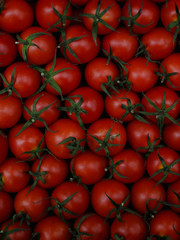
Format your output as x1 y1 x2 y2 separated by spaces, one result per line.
0 31 17 67
65 86 104 124
102 27 139 62
44 58 81 96
131 177 166 214
91 179 130 218
149 210 180 240
85 57 120 92
111 149 145 183
8 124 45 160
0 93 22 129
14 185 50 222
163 122 180 151
34 216 71 240
59 24 100 64
124 57 158 92
82 0 121 35
146 147 180 184
17 27 57 65
105 89 141 122
87 118 127 157
45 118 86 159
74 213 110 240
0 158 30 192
51 181 90 219
127 119 161 153
0 131 8 164
111 213 148 240
23 91 61 128
0 0 34 33
70 150 107 185
167 179 180 213
141 27 176 60
0 191 13 224
32 154 68 189
122 0 159 34
36 0 72 32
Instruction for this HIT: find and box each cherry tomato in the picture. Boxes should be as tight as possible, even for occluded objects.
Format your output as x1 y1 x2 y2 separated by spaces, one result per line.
0 191 13 224
163 122 180 151
167 179 180 213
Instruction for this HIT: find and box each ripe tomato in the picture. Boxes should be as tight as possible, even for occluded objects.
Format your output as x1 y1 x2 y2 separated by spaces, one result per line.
163 122 180 151
91 179 130 218
82 0 121 35
31 154 68 189
3 61 42 98
23 91 61 128
85 57 120 92
131 177 166 214
36 0 72 32
17 27 57 65
0 0 34 33
122 0 159 34
0 131 8 164
146 147 180 184
149 210 180 240
110 213 148 240
14 185 50 222
87 118 127 157
0 191 13 224
167 179 180 213
0 93 22 129
65 86 104 124
0 158 30 192
70 150 107 185
51 181 90 219
34 215 71 240
59 24 100 64
0 31 17 67
111 149 145 183
102 27 139 62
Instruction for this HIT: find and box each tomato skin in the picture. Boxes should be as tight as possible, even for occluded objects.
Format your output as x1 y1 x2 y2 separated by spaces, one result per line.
167 179 180 213
149 210 180 240
34 216 71 240
65 86 104 124
44 58 81 96
0 0 34 33
36 0 72 32
0 93 22 129
3 61 42 98
14 185 50 222
0 31 17 67
70 150 107 185
32 154 68 189
105 89 141 122
51 181 90 219
0 131 8 164
45 119 86 159
91 179 130 218
131 177 166 214
146 147 180 184
141 27 176 60
0 191 13 224
74 213 110 240
8 124 45 161
85 57 120 92
111 213 148 240
112 149 145 183
122 0 159 34
87 118 127 157
23 91 61 128
59 24 100 64
127 119 160 153
163 122 180 151
124 57 158 92
102 27 139 62
141 86 180 125
0 158 30 193
83 0 121 35
17 27 57 65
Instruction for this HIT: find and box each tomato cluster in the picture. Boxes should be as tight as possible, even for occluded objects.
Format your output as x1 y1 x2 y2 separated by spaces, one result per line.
0 0 180 239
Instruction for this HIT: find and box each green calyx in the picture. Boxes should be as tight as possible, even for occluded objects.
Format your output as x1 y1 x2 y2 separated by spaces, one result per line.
12 211 31 227
101 76 120 98
0 0 5 14
105 157 129 179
